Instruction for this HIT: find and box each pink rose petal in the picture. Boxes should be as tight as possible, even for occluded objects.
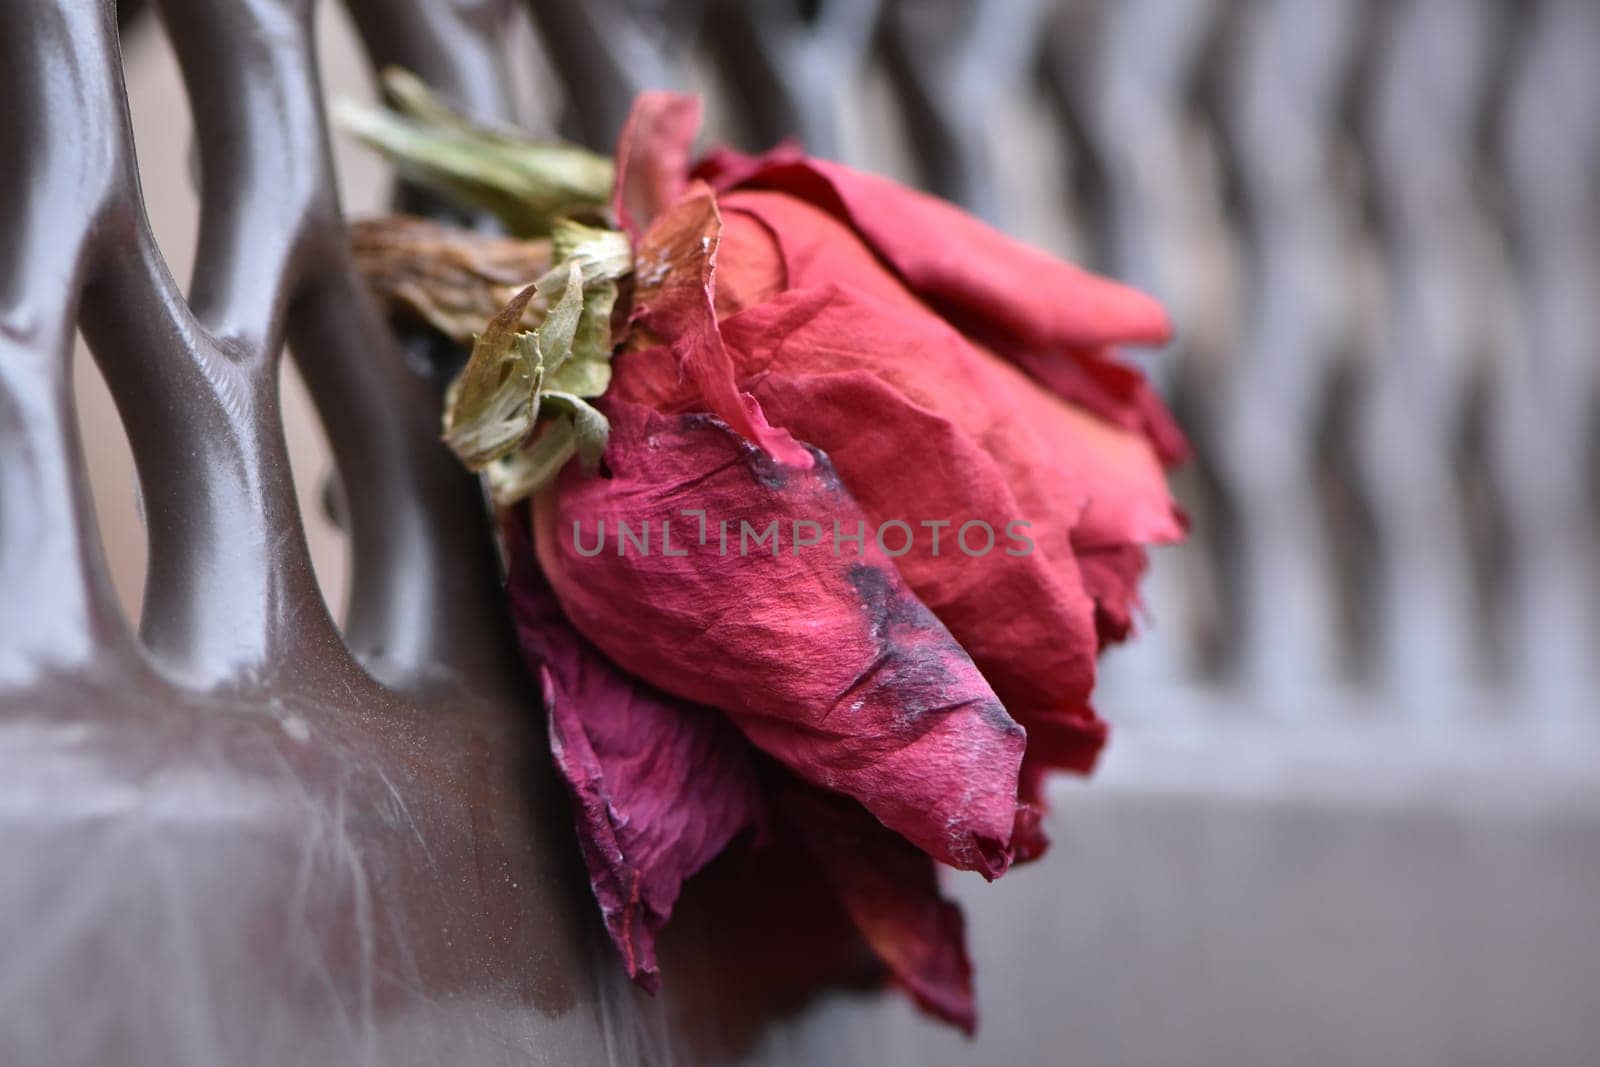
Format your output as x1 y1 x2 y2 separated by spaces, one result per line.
504 511 763 991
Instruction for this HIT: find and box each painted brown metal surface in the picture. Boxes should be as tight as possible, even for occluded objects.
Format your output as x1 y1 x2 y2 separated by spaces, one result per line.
4 1 1600 1065
0 2 617 1064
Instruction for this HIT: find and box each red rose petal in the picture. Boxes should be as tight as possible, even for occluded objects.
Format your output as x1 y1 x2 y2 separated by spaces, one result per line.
534 399 1027 877
711 207 788 318
652 810 881 1027
722 367 1101 729
776 781 978 1034
611 91 702 242
629 185 812 469
503 510 764 991
1076 543 1152 648
1010 345 1193 467
695 146 1189 464
714 287 1185 552
717 191 925 317
613 284 1182 716
1007 702 1113 863
696 148 1170 348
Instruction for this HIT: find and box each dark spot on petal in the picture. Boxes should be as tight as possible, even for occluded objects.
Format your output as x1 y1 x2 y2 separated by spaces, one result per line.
839 563 1021 739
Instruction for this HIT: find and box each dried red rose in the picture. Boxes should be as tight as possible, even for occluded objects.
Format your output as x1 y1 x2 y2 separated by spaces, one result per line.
603 94 1184 831
516 93 1184 1029
352 84 1184 1033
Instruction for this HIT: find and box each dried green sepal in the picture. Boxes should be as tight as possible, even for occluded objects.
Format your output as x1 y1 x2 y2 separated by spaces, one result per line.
541 392 611 472
444 257 617 494
442 283 545 467
545 280 617 398
550 219 633 284
335 68 614 236
483 393 608 507
487 418 577 508
349 73 631 499
535 262 586 372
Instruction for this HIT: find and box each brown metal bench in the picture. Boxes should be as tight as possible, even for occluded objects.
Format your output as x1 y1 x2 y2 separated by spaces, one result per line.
4 2 1599 1064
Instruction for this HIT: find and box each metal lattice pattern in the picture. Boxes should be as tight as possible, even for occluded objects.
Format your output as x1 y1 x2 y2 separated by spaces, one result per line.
9 0 1596 715
3 2 1599 1066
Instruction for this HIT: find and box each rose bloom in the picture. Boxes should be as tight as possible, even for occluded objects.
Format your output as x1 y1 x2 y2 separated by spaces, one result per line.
512 94 1186 1031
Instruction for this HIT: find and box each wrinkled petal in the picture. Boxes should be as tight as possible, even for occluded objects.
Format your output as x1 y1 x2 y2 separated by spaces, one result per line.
706 187 1184 552
716 192 923 317
717 287 1184 551
697 148 1169 348
1010 705 1110 863
617 359 1099 728
534 399 1027 877
613 284 1183 722
776 781 977 1033
503 511 764 991
696 147 1188 464
711 205 789 318
652 810 881 1027
629 186 811 468
1076 543 1152 648
611 91 702 243
1010 345 1191 466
